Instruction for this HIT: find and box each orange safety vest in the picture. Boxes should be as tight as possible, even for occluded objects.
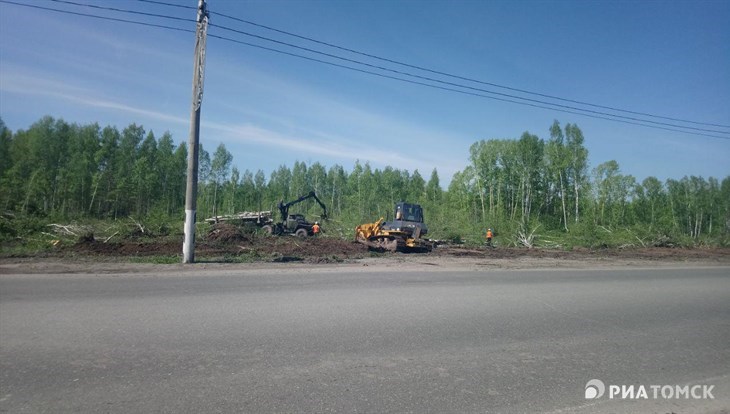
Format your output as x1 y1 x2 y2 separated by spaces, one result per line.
486 230 493 239
313 224 320 234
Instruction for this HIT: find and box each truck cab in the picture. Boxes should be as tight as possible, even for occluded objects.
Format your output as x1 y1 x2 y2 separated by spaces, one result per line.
285 214 312 235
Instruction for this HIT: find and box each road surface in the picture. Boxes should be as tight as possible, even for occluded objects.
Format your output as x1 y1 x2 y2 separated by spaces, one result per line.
1 265 729 413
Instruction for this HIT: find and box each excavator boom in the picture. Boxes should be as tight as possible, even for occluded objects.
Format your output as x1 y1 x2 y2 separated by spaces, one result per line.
278 191 328 222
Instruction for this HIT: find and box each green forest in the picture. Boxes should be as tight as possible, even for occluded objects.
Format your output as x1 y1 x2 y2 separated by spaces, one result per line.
1 116 728 248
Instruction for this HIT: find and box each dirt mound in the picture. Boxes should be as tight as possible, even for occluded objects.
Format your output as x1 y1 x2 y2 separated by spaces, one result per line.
54 234 730 264
238 237 368 260
63 234 368 262
206 223 251 244
68 240 188 256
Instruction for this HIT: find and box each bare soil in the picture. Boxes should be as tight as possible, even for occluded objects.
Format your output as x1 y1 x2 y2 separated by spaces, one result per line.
61 223 369 262
1 223 728 273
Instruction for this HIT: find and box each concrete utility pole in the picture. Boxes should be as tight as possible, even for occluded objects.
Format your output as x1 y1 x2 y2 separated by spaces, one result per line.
183 0 209 264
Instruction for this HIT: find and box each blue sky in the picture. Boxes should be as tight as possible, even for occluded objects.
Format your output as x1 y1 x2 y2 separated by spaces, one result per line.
1 0 728 187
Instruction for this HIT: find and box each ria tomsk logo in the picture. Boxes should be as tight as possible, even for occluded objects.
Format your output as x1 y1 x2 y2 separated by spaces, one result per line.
585 379 606 399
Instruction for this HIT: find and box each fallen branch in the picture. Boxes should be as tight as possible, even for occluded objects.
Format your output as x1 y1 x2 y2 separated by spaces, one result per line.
516 223 541 248
104 232 119 243
129 216 145 234
47 224 78 236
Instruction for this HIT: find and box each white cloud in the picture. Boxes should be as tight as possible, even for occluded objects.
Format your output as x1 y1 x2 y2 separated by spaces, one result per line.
205 121 421 169
1 67 466 183
0 70 188 126
207 62 469 176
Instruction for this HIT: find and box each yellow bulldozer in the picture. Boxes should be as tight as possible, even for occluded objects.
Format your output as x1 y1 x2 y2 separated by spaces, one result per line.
355 202 433 252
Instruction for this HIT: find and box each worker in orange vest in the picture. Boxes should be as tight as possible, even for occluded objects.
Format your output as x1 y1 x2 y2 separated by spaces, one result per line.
312 222 321 236
486 228 493 246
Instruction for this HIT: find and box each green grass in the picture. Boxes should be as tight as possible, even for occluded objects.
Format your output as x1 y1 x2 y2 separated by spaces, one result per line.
127 255 182 264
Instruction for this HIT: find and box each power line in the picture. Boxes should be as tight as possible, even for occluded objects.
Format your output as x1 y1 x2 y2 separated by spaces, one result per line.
3 0 729 140
207 33 730 141
48 0 192 23
208 22 730 136
34 1 728 131
16 1 730 134
135 0 195 10
211 10 730 130
0 0 193 32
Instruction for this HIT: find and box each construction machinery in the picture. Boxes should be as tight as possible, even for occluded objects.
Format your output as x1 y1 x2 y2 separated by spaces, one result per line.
262 191 328 237
355 202 433 252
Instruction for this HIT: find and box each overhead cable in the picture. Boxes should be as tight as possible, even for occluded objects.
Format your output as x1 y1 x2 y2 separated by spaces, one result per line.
3 0 728 140
211 10 730 129
208 23 729 136
49 0 191 23
207 33 730 141
0 0 193 32
135 0 196 10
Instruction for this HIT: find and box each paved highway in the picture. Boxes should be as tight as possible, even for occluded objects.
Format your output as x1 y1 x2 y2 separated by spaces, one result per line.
1 266 728 413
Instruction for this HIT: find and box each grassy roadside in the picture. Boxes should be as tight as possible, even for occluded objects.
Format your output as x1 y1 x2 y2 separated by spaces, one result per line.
2 216 728 264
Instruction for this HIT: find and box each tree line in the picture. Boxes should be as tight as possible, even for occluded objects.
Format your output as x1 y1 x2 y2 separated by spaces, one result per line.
1 116 728 246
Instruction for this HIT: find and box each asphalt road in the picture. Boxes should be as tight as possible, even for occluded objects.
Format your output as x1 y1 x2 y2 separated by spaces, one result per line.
1 266 729 413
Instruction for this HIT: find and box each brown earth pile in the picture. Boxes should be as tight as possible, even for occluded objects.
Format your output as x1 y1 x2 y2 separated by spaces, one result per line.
65 223 370 262
60 226 730 264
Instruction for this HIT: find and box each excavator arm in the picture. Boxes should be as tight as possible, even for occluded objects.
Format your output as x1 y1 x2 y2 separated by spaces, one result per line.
309 192 328 220
277 191 328 222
